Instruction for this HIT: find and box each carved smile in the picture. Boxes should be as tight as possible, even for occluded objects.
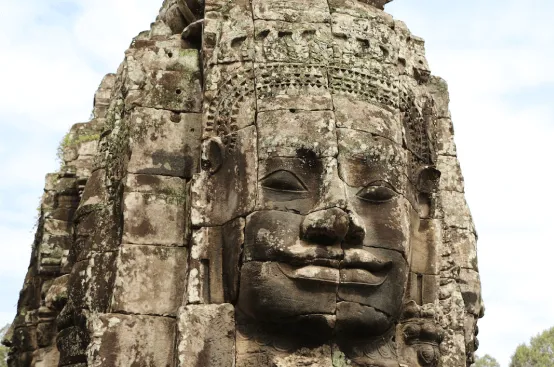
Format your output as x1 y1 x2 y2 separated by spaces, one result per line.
277 262 389 286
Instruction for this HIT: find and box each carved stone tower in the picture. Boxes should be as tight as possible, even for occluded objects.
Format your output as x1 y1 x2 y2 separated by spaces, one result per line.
3 0 483 366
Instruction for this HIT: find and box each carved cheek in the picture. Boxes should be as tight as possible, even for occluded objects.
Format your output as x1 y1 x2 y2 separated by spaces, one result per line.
243 211 304 262
348 194 411 256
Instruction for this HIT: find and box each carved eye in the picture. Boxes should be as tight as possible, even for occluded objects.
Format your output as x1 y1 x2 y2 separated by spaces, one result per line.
356 182 396 203
261 170 307 193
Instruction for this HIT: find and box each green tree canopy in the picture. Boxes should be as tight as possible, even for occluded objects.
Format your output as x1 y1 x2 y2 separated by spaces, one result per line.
475 354 501 367
510 326 554 367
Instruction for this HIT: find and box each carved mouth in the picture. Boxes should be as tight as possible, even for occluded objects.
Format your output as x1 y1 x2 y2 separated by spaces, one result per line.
278 264 340 284
277 260 390 286
339 268 388 286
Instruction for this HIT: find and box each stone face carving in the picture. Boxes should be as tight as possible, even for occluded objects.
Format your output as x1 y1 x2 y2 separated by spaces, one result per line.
4 0 483 366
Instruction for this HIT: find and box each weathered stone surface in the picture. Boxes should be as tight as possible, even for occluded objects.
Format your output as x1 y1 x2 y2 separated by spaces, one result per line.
34 346 60 367
89 314 176 367
258 110 337 159
458 269 483 317
6 0 483 366
112 244 187 316
253 20 333 64
439 191 474 231
125 43 202 112
176 304 235 367
122 175 187 246
191 126 258 226
433 117 458 156
437 155 465 192
333 95 402 143
444 227 478 271
128 108 202 178
252 0 331 23
203 0 254 65
187 218 244 304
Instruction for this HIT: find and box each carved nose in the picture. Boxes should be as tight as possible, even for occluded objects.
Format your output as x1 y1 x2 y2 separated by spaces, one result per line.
302 208 350 245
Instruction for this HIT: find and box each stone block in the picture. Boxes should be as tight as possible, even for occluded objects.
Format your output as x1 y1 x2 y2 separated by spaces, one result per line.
52 177 78 195
72 207 119 262
407 272 439 305
458 269 482 317
122 176 187 246
112 245 187 316
257 110 337 159
66 252 117 313
78 140 98 157
333 95 402 144
90 314 176 367
328 0 394 15
66 261 88 311
252 0 331 23
44 173 59 191
44 274 69 310
428 76 451 119
444 227 478 271
34 346 60 367
187 219 244 304
176 304 235 367
87 251 118 312
69 156 96 179
437 155 464 193
12 326 37 352
331 12 398 66
203 0 254 65
57 326 88 366
125 66 202 112
128 108 202 178
36 321 56 347
128 37 198 72
438 191 474 231
79 169 108 207
410 219 441 275
432 117 457 156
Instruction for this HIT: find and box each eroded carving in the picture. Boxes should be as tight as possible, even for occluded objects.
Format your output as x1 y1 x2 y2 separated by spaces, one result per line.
5 0 482 366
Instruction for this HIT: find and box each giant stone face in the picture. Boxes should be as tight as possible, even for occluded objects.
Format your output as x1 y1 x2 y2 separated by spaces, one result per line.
235 105 418 339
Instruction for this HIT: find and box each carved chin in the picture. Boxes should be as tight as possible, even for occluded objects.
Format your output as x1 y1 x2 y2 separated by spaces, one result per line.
237 261 394 339
336 302 393 338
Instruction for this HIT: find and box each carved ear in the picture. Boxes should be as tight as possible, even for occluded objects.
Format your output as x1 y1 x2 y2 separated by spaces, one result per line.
416 166 441 218
201 137 225 174
416 166 441 194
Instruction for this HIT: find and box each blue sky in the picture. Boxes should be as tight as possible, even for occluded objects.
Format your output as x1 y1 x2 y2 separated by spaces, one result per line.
1 1 553 366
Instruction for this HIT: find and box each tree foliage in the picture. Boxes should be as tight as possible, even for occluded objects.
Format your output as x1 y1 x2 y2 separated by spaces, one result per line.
510 326 554 367
475 354 501 367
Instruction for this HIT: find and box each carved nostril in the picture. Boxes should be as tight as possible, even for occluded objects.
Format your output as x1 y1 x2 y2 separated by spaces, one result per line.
302 208 349 245
345 212 366 245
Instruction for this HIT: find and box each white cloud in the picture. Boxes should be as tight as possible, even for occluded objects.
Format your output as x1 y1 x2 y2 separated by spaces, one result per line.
0 0 162 329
